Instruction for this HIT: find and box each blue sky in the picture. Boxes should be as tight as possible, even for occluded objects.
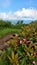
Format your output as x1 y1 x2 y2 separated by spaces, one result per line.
0 0 37 22
0 0 37 12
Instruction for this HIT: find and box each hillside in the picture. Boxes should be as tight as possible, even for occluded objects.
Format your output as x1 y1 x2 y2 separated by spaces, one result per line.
0 20 37 65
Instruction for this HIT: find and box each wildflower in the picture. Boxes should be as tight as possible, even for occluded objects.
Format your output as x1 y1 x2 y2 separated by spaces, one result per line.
23 39 27 43
16 39 19 43
20 40 22 44
32 61 36 65
26 41 31 44
34 52 37 57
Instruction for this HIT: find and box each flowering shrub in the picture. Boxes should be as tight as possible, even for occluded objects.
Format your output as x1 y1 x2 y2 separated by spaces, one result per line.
0 24 37 65
20 23 37 43
7 37 37 65
0 35 37 65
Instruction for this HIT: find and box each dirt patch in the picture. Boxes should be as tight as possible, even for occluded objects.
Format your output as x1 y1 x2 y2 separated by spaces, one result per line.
0 34 13 50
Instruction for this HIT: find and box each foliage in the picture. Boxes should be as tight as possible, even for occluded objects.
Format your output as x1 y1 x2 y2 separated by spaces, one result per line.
20 21 37 42
0 34 37 65
0 20 37 65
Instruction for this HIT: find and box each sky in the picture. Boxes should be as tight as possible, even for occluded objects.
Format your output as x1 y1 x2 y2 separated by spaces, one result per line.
0 0 37 23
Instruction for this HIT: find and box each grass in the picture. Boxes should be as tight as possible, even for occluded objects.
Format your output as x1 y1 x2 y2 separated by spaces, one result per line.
0 28 21 38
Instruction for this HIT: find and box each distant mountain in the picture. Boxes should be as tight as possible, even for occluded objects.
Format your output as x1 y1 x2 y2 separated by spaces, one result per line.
0 19 37 24
10 20 36 24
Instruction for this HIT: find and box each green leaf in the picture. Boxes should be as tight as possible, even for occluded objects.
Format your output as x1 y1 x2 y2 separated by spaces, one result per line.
21 58 26 65
17 50 22 56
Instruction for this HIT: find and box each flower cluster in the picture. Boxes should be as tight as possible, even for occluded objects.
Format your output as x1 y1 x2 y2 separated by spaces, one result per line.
8 36 37 65
0 34 37 65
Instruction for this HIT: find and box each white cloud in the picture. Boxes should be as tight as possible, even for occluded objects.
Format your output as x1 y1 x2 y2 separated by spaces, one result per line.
0 8 37 20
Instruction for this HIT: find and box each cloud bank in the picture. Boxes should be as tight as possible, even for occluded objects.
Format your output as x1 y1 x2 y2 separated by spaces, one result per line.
0 8 37 20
